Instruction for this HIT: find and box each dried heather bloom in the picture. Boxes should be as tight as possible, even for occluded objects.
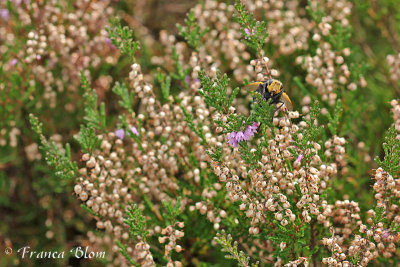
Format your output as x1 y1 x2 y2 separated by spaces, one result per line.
25 143 41 161
134 242 155 267
372 168 399 219
295 0 366 105
320 164 399 266
73 55 219 264
0 0 119 148
285 257 309 267
160 223 184 266
8 0 400 265
387 54 400 82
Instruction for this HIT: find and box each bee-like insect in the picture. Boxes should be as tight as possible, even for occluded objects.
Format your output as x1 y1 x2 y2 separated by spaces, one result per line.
243 79 293 115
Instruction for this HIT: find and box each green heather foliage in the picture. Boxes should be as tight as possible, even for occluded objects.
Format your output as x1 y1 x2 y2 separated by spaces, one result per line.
1 0 400 267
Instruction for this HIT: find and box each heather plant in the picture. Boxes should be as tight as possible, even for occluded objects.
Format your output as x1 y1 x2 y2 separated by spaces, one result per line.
1 0 400 267
0 1 120 266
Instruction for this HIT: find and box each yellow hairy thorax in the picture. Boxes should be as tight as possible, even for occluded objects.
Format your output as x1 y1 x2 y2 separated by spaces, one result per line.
268 80 282 94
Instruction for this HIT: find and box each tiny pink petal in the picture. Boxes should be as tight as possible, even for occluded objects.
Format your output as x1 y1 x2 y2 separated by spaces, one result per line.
236 131 245 142
297 154 303 163
228 132 238 147
130 126 139 136
115 129 125 140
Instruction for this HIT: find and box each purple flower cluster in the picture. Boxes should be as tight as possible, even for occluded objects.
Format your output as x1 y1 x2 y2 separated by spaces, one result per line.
115 126 139 140
228 122 259 147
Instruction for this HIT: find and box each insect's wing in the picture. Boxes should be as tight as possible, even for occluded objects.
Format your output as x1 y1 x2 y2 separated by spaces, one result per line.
242 82 263 92
281 92 293 111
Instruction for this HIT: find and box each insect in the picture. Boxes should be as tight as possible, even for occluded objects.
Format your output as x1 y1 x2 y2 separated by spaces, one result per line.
243 79 293 116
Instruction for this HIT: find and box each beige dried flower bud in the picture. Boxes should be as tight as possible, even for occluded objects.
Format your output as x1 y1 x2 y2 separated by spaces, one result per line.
82 153 90 161
74 184 82 194
175 245 183 252
159 236 167 244
86 157 96 168
79 191 88 201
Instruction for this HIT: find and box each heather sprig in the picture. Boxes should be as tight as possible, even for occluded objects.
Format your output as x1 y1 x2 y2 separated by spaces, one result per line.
177 9 209 51
375 126 400 177
293 101 323 162
74 125 101 154
106 18 140 60
161 197 182 226
306 1 325 25
198 70 239 114
156 72 171 101
124 204 149 242
180 106 208 146
112 82 135 113
29 114 77 180
234 0 268 55
80 73 107 130
326 99 344 136
248 93 276 132
74 74 105 154
214 231 259 267
171 46 190 81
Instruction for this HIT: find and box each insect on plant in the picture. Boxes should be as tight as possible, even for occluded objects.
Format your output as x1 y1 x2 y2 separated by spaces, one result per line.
243 61 293 116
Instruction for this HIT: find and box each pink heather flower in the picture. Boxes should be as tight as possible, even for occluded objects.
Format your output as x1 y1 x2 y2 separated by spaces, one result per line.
250 122 259 130
244 28 254 39
11 59 17 66
236 131 245 142
228 122 259 147
243 129 253 140
243 122 259 140
185 75 200 85
297 154 303 163
130 126 139 136
105 38 116 48
244 28 250 39
115 129 125 140
228 132 238 147
0 9 9 20
185 75 191 84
